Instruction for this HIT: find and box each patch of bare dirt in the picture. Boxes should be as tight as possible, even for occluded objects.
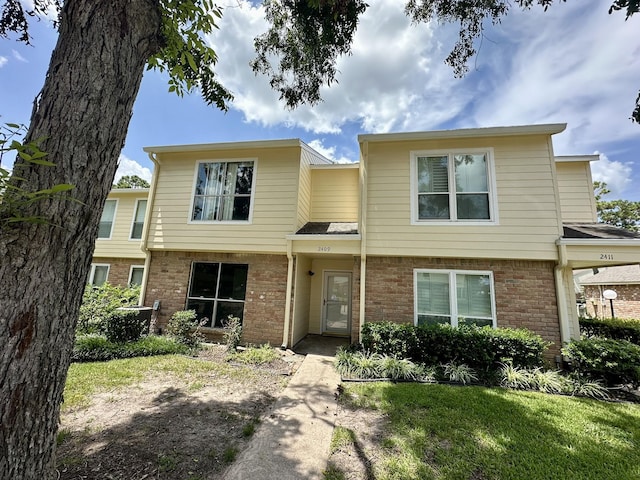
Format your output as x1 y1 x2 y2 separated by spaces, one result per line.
56 345 303 480
325 398 389 480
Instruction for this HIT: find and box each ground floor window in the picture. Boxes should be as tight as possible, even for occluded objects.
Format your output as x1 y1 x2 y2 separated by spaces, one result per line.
129 265 145 286
186 262 248 328
89 264 110 286
414 269 496 328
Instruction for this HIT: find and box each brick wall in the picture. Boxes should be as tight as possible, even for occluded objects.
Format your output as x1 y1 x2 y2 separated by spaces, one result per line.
143 251 288 346
583 284 640 320
364 256 561 354
93 257 141 287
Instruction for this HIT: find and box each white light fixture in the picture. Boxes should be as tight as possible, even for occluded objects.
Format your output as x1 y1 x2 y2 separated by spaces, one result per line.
602 289 617 319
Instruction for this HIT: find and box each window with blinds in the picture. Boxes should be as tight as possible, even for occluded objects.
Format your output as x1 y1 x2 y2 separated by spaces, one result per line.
414 150 493 222
414 269 496 328
191 161 255 222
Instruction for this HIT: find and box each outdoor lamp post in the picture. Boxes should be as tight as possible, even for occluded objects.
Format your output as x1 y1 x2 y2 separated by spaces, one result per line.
602 289 618 319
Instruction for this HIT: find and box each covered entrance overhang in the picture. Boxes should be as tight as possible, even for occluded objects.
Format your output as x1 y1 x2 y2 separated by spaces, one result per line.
555 223 640 344
281 223 362 349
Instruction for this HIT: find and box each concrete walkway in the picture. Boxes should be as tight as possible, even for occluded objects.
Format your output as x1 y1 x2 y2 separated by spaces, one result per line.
223 343 343 479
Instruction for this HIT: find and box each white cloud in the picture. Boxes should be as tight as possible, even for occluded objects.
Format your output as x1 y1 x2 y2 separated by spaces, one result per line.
590 152 633 198
115 155 152 183
470 3 640 153
12 50 27 63
307 139 354 164
0 56 7 68
211 0 463 133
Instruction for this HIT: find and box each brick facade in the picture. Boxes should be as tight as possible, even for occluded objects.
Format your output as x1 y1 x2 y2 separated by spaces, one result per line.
583 284 640 320
364 256 561 354
143 251 289 346
93 257 142 287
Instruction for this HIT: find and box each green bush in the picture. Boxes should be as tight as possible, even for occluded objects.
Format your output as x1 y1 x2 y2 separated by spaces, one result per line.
166 310 203 348
77 283 141 334
579 317 640 345
563 337 640 387
223 315 243 352
72 334 190 362
104 309 147 343
361 322 549 374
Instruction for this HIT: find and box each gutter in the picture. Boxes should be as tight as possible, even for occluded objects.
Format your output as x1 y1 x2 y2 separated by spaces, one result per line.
554 242 572 344
358 140 369 343
138 152 161 306
282 239 294 349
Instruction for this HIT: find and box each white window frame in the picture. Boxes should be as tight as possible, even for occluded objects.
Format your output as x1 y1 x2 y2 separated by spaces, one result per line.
410 148 498 225
413 269 497 328
128 265 145 286
188 159 257 224
129 199 147 241
97 199 118 240
89 263 110 286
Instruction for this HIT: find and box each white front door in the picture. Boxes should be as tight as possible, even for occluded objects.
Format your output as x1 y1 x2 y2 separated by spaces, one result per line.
322 271 351 335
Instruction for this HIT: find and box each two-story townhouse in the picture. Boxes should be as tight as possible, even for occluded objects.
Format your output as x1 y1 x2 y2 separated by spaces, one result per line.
91 188 149 287
127 124 640 355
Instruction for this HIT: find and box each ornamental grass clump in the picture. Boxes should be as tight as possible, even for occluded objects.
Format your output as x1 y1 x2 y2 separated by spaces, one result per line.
442 362 478 385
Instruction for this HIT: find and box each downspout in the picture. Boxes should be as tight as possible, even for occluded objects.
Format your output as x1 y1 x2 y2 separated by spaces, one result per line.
282 238 294 349
358 140 368 343
554 242 572 345
138 151 161 306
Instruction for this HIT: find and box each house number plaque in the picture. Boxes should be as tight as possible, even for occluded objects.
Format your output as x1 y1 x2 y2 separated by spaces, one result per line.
318 246 331 252
599 254 614 260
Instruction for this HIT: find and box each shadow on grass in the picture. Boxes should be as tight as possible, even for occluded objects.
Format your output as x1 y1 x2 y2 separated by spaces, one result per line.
332 382 640 480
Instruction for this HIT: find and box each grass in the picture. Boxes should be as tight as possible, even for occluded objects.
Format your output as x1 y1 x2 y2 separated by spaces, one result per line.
63 354 258 411
334 382 640 480
227 344 280 365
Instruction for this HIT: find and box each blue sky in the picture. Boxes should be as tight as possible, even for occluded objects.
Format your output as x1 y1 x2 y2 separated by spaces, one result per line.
1 0 639 200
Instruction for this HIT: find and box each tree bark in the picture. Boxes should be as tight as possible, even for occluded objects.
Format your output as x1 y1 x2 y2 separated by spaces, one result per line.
0 1 162 478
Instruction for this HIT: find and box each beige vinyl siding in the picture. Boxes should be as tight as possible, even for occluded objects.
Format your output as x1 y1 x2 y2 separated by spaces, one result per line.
292 255 312 345
147 147 301 253
94 191 148 259
297 150 313 229
556 161 597 223
364 135 562 260
310 167 359 222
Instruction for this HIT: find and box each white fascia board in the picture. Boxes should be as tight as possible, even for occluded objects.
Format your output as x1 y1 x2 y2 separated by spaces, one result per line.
310 163 359 169
555 155 600 163
143 138 303 154
557 238 640 246
358 123 567 143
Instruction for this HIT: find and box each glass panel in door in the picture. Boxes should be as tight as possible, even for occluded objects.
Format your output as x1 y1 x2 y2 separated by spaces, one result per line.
323 272 351 335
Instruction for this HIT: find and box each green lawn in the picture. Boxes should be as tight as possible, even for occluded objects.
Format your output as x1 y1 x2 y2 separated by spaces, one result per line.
333 382 640 480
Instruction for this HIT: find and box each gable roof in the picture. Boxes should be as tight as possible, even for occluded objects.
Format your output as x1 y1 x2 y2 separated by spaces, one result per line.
579 264 640 285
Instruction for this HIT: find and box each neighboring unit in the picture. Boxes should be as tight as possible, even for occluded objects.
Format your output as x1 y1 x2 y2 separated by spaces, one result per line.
93 124 640 356
578 265 640 319
91 188 149 287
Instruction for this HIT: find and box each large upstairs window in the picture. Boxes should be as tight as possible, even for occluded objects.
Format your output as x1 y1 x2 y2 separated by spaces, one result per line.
191 161 255 222
98 200 117 239
412 150 496 224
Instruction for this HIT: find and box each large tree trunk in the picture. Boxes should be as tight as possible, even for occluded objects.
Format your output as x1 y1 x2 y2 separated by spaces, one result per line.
0 1 162 478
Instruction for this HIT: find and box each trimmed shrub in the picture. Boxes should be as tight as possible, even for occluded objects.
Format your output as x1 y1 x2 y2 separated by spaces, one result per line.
72 334 189 362
361 322 548 374
166 310 203 348
579 317 640 345
77 283 141 334
104 309 147 343
562 337 640 387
